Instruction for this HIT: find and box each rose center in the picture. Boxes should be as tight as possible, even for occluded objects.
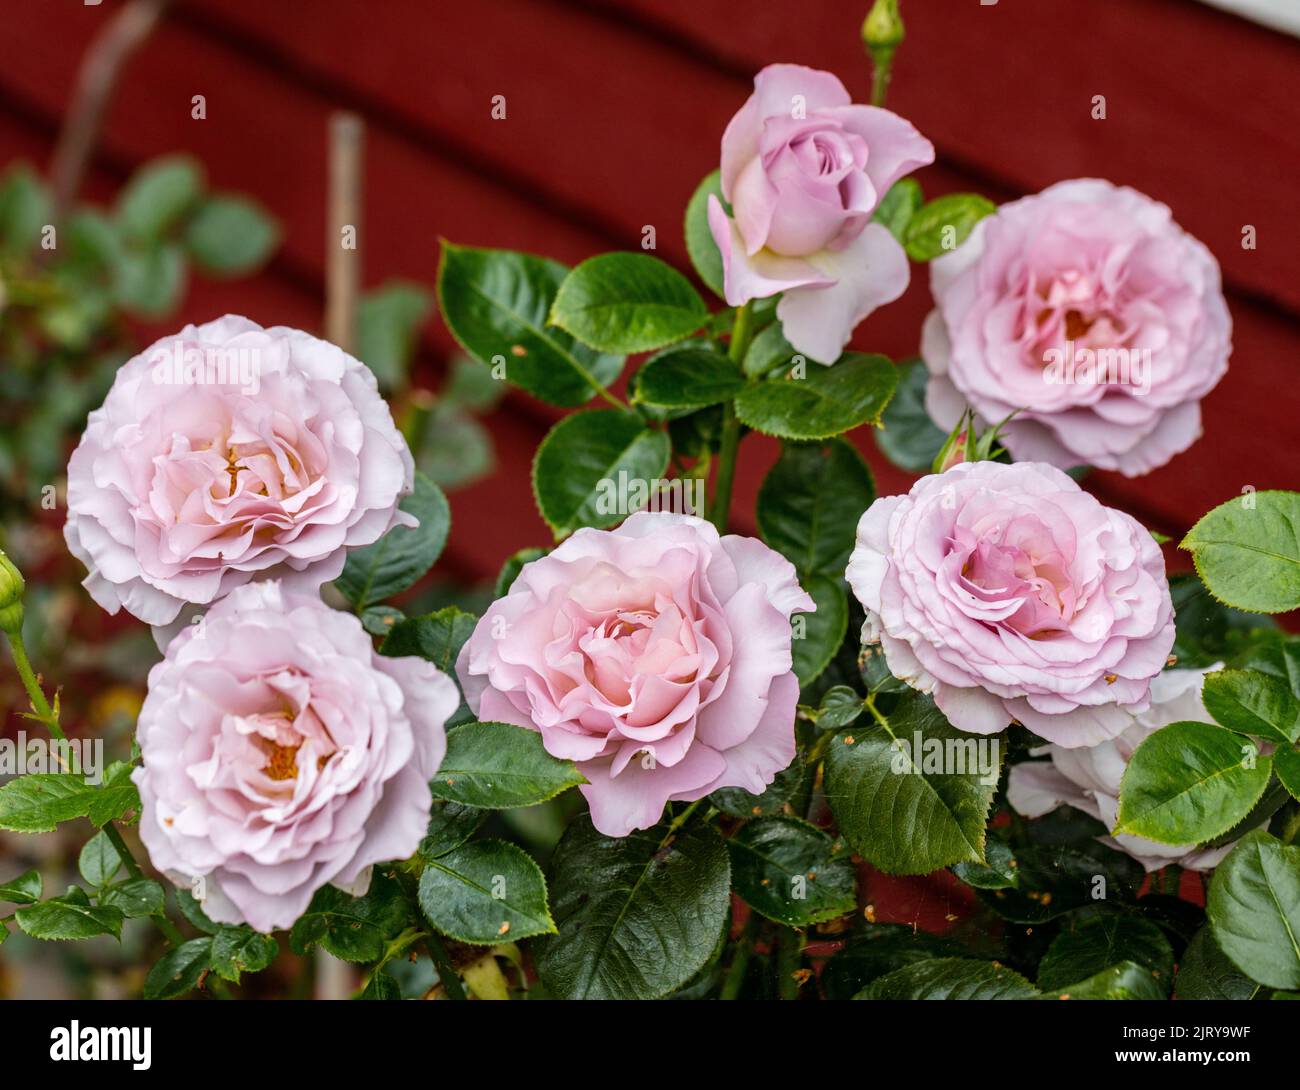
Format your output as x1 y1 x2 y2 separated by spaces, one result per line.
257 736 301 781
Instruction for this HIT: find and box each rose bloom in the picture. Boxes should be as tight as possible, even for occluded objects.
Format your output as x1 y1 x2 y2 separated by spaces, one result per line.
707 63 934 364
65 315 415 634
845 460 1174 747
923 179 1231 476
456 512 813 837
133 582 456 932
1007 666 1236 870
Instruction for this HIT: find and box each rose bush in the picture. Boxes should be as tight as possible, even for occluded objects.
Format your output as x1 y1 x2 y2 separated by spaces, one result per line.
64 315 415 633
456 512 812 837
133 581 457 932
846 459 1175 746
1006 666 1238 871
921 179 1232 476
707 62 933 363
2 8 1297 1006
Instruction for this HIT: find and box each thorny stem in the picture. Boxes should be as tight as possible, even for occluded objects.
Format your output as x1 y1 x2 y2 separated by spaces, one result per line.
776 926 805 999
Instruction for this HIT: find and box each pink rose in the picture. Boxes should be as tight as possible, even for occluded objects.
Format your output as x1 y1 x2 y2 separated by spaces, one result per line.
845 460 1174 747
455 512 813 837
64 315 415 632
707 63 934 364
1007 666 1235 871
133 581 456 932
923 179 1231 476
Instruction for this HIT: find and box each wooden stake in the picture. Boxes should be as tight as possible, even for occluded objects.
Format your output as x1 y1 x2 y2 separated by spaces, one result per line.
325 112 364 352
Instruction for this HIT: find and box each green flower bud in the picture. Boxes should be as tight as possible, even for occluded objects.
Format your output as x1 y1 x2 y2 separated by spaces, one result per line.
0 549 26 637
862 0 905 57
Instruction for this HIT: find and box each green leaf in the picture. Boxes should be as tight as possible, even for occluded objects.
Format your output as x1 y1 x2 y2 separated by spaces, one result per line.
100 878 165 919
1182 491 1300 614
418 839 555 945
902 193 996 262
876 357 947 472
816 686 867 731
494 547 546 597
728 816 856 926
184 195 279 275
633 346 744 409
430 721 583 809
536 817 731 999
116 156 203 240
437 243 624 407
357 281 432 390
822 925 966 999
824 692 1000 874
757 439 874 577
176 889 219 935
683 170 726 298
872 178 923 243
952 837 1018 890
0 768 138 833
1175 926 1263 1000
112 243 186 317
78 831 122 887
855 958 1038 1000
419 801 486 861
791 574 847 688
0 164 52 255
357 968 402 1000
381 605 477 677
734 353 897 441
531 409 670 535
976 842 1143 924
1037 961 1166 1000
144 938 213 999
1203 668 1300 744
1114 720 1272 844
0 869 42 904
1238 633 1300 699
1169 573 1277 670
288 871 413 963
550 252 708 354
335 472 450 609
742 321 797 379
1206 829 1300 989
210 926 278 983
16 896 123 941
710 758 805 819
1276 748 1300 802
1036 915 1174 993
360 605 404 638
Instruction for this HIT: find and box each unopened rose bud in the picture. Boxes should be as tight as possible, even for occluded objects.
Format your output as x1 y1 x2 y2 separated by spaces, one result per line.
862 0 905 56
932 411 973 474
939 435 968 472
0 549 26 637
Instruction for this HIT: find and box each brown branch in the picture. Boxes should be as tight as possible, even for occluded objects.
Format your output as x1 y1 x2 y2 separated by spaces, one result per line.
49 0 174 215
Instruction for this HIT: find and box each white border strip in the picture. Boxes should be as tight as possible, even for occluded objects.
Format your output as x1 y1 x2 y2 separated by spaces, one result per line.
1196 0 1300 37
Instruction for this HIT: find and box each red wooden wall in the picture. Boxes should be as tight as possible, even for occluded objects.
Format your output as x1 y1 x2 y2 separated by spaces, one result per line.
4 0 1299 589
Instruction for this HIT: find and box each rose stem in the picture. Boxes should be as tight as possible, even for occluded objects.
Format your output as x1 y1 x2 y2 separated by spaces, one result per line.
710 302 754 533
